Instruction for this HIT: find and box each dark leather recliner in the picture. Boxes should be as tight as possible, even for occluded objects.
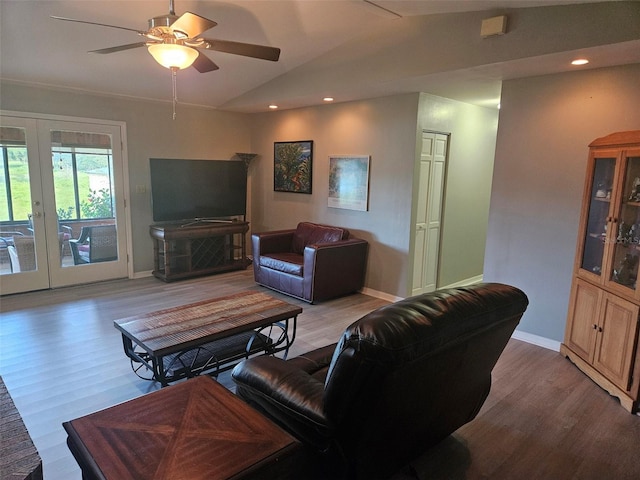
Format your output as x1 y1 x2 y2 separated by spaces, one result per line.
232 283 529 479
252 222 368 303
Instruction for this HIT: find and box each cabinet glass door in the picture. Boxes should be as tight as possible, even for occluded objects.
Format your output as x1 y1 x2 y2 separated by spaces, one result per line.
608 154 640 291
580 157 615 276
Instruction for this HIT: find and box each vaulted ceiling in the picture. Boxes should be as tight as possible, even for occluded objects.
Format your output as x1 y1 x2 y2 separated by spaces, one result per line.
1 1 639 113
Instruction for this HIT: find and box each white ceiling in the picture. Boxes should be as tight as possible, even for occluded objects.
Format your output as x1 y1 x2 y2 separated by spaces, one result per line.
1 1 638 113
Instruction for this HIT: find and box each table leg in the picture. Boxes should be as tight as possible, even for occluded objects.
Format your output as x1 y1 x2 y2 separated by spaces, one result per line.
250 315 298 359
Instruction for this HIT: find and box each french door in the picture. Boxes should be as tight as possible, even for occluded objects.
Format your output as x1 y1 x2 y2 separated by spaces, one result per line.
0 114 129 295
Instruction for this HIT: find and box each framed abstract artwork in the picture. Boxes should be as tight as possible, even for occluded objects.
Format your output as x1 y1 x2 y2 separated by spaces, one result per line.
328 155 370 211
274 140 313 194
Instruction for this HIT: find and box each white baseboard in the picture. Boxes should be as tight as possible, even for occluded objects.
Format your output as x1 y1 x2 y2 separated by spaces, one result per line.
129 273 561 353
360 287 403 303
440 274 484 289
511 330 561 352
132 273 558 352
362 281 561 353
363 275 485 303
132 270 154 279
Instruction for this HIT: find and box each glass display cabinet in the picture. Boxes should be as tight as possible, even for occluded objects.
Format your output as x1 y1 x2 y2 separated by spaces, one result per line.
579 151 640 293
563 130 640 414
579 156 615 277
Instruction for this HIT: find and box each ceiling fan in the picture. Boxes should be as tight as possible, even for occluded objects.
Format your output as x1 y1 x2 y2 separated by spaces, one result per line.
52 0 281 118
51 0 281 73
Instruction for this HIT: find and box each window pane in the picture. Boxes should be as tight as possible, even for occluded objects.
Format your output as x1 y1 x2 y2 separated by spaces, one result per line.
7 146 31 221
77 152 114 220
0 149 9 221
1 127 29 223
50 130 114 222
52 151 77 220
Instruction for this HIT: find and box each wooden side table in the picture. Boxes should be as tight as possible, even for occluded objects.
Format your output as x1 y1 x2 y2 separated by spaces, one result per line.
63 376 301 480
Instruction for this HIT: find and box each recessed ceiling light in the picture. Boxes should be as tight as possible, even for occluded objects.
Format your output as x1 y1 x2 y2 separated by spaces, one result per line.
571 58 589 66
323 97 334 102
268 104 278 110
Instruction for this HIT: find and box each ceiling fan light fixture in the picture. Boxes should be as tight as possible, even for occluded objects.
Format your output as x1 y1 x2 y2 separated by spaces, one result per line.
148 43 198 69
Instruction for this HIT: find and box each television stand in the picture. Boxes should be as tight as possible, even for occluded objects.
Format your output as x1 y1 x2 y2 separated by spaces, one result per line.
150 222 249 282
180 218 234 227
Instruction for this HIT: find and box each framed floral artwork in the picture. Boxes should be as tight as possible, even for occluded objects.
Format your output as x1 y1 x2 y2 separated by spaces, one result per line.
274 140 313 194
328 155 370 211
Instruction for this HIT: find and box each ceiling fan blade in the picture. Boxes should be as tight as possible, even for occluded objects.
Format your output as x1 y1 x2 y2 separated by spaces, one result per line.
170 12 217 39
89 43 149 54
192 53 219 73
202 39 281 62
51 16 147 35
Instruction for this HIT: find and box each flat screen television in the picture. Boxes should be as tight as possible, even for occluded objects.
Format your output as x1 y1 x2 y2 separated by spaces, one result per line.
149 158 247 223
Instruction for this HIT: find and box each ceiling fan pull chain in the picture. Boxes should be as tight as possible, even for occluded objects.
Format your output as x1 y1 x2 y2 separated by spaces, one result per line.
171 67 178 120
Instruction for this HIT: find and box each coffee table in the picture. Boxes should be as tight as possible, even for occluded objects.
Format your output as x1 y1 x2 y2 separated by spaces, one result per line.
114 291 302 386
63 376 301 480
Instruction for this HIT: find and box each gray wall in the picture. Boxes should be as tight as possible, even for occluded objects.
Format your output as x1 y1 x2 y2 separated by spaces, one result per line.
248 94 421 298
485 63 640 342
1 82 498 299
416 94 498 288
0 81 251 272
248 92 497 298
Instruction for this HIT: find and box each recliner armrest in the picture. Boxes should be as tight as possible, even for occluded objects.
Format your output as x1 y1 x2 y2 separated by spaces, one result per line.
232 356 332 448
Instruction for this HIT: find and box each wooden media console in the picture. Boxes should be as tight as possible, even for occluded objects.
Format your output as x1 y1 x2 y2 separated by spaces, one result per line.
150 221 249 282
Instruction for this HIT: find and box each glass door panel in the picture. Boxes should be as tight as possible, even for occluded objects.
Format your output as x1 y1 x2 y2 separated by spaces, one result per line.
608 155 640 291
0 118 50 294
0 115 128 294
40 121 128 288
580 157 615 276
50 131 117 268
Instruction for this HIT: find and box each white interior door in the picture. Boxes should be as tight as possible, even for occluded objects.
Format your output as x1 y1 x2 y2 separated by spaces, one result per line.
0 114 129 294
412 131 448 295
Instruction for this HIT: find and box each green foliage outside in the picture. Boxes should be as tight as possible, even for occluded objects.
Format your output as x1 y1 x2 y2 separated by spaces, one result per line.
80 188 113 219
1 147 113 222
0 149 32 220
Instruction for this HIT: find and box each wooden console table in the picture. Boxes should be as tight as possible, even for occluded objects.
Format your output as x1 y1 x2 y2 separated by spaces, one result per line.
150 221 249 282
63 376 301 480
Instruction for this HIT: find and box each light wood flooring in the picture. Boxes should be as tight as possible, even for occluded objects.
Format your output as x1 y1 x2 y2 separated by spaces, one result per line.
1 270 639 479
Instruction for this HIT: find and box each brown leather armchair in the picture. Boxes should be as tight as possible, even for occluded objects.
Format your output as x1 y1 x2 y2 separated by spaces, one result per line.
232 283 529 479
252 222 368 303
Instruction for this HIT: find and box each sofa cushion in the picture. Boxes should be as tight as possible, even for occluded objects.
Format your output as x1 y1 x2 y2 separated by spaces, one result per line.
259 252 304 276
292 222 350 254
